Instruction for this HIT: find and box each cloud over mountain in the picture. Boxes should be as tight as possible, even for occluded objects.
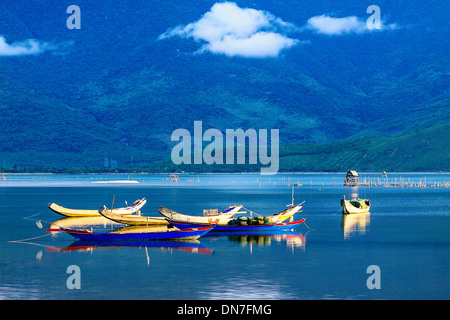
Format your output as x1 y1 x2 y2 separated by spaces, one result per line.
307 14 398 35
158 2 298 58
0 36 57 57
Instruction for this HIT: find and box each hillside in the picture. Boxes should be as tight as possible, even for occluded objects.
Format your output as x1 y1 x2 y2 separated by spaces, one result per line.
0 0 449 171
279 122 450 172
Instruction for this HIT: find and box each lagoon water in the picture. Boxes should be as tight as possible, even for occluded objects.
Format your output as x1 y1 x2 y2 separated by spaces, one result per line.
0 173 449 300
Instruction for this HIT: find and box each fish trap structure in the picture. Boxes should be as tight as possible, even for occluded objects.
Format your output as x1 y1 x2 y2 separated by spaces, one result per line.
343 170 360 187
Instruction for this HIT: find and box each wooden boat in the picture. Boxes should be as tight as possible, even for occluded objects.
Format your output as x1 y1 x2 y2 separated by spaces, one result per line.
46 225 214 241
341 196 371 214
98 206 169 226
158 205 243 225
47 198 147 217
167 218 307 232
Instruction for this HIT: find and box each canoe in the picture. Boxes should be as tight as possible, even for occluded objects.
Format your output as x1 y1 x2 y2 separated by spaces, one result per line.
341 197 371 214
158 204 243 225
168 218 307 232
98 207 169 226
47 225 214 241
47 198 147 217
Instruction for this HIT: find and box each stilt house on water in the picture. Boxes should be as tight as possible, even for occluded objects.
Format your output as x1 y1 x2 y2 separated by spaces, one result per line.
344 170 360 186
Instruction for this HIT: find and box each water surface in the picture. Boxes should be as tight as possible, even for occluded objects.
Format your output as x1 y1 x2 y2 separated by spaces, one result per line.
1 173 449 299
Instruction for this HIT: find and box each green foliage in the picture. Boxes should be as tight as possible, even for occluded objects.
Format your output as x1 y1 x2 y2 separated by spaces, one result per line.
0 1 449 171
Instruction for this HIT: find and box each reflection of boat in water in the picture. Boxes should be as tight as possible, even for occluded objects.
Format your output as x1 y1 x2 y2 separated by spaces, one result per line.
98 207 169 226
47 198 147 217
341 196 370 214
48 216 120 233
47 239 214 255
47 224 214 241
341 212 370 239
206 230 306 252
168 218 307 232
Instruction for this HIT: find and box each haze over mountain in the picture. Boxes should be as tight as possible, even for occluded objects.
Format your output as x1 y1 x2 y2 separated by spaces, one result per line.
0 0 449 171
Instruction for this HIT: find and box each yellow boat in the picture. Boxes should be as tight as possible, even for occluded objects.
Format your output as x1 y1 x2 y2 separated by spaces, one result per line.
47 198 147 217
341 196 370 214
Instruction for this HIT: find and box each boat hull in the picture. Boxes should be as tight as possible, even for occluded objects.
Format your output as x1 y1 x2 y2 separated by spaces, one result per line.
168 218 306 232
54 226 214 241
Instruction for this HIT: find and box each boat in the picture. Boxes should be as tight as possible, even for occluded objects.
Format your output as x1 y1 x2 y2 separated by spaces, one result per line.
158 204 244 225
98 206 169 226
46 225 214 241
167 218 307 232
47 198 147 217
341 196 371 214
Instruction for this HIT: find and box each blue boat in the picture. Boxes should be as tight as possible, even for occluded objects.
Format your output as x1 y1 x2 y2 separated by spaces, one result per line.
167 218 306 232
48 225 214 241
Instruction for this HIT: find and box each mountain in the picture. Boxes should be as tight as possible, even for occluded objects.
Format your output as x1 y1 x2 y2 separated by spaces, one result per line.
0 0 449 171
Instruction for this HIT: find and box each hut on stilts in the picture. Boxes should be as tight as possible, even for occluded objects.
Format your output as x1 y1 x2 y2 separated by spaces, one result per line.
344 170 360 187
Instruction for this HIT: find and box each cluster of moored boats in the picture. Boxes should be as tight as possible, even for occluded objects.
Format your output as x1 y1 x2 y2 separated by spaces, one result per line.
46 194 370 241
46 198 307 241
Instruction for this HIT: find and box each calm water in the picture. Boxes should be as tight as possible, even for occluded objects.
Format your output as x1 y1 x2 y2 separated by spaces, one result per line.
0 173 449 300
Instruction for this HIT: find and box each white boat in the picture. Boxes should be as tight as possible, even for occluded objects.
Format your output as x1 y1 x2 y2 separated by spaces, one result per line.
341 196 370 214
159 205 243 225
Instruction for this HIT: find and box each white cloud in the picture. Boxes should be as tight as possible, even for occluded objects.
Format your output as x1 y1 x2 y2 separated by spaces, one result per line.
0 35 56 57
307 15 366 35
307 14 398 35
158 2 298 58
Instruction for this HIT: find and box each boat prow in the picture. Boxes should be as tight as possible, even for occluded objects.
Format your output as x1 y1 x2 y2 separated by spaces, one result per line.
267 202 304 223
